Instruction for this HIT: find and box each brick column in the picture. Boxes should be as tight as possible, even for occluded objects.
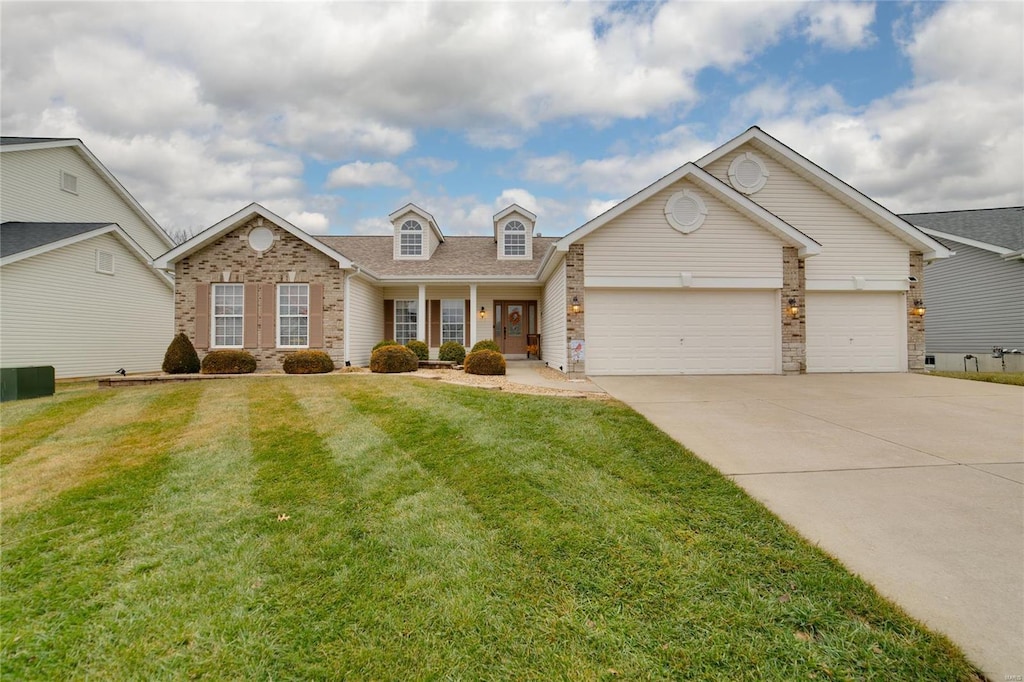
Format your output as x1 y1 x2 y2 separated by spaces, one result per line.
565 243 586 378
907 252 925 371
781 247 806 374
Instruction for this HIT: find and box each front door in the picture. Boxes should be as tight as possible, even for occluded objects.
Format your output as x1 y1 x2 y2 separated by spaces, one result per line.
495 301 533 355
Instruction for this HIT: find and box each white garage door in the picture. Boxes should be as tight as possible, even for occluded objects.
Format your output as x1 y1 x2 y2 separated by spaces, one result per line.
806 292 905 372
585 290 779 375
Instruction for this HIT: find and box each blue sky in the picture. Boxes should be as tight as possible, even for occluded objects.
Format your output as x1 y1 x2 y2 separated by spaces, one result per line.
2 2 1021 239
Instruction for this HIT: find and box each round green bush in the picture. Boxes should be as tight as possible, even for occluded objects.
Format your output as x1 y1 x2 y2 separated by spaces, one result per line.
370 345 418 373
438 341 467 364
464 349 506 375
470 339 501 353
373 339 400 351
162 332 200 374
201 349 257 374
405 339 429 361
282 350 335 374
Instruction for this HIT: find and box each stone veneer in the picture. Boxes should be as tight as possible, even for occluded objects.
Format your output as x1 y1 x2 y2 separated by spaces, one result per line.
907 251 925 371
565 243 586 378
175 216 345 371
781 246 806 374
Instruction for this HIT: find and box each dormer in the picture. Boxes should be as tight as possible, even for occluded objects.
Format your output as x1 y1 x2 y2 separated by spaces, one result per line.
494 204 537 260
389 203 444 260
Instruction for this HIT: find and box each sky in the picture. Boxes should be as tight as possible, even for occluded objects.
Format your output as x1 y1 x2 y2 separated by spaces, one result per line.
2 1 1022 239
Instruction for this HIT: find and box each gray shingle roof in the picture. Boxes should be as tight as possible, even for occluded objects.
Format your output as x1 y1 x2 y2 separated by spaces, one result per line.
316 235 559 278
900 207 1024 251
1 222 112 258
0 136 77 146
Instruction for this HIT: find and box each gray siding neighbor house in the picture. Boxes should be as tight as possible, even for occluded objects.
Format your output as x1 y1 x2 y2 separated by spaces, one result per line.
900 207 1024 372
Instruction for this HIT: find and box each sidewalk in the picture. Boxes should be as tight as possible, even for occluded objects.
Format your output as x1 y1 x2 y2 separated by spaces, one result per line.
504 360 603 392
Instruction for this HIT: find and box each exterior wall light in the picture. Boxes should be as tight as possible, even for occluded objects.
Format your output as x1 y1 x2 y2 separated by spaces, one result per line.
787 298 800 316
479 306 486 319
912 300 926 316
571 295 581 314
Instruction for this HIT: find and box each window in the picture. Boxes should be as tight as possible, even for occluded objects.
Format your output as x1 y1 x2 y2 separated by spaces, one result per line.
395 300 418 344
213 283 244 347
278 283 309 347
504 220 526 256
441 300 465 345
400 220 423 256
60 170 78 194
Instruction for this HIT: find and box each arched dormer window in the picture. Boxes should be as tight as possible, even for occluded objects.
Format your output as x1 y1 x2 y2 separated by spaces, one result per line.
504 220 526 257
400 219 423 256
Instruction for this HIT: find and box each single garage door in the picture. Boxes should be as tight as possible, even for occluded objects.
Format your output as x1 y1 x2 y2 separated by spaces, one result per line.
806 292 904 372
586 289 779 375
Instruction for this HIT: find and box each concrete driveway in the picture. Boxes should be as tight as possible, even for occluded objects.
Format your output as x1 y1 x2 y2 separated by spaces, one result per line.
592 373 1023 680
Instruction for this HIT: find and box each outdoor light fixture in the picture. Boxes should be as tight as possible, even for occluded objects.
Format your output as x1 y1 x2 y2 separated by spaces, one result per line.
571 295 581 314
787 298 800 316
479 306 486 318
912 300 927 316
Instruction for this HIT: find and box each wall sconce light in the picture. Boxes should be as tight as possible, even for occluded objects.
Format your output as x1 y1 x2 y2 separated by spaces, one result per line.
787 298 800 316
479 306 486 319
571 295 581 314
912 300 926 316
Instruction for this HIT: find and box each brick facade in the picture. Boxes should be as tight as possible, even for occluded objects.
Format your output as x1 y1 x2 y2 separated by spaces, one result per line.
781 246 806 374
565 243 586 378
175 216 345 371
907 251 925 371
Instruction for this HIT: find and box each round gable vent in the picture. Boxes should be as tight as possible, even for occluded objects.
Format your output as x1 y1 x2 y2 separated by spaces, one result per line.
728 152 769 194
248 226 275 252
664 189 708 234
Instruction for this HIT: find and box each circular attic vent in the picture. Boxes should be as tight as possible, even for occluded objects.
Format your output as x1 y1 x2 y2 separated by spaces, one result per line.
664 190 708 234
728 152 769 194
248 226 275 252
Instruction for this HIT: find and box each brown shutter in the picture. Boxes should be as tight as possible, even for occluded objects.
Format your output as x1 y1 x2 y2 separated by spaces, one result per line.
430 300 441 346
261 283 276 348
195 283 210 349
308 282 324 348
384 300 394 340
464 300 471 346
243 283 258 348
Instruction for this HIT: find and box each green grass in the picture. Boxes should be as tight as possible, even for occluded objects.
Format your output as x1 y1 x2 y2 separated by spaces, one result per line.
1 376 981 680
928 370 1024 386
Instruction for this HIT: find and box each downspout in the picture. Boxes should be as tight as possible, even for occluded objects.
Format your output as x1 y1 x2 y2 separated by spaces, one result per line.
343 266 358 366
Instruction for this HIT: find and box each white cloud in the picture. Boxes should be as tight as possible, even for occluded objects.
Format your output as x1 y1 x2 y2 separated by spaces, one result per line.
326 161 412 189
285 211 330 234
584 199 619 220
407 157 458 175
352 217 394 235
803 2 877 50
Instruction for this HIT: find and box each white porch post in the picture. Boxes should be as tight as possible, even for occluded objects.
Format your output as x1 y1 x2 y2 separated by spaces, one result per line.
469 284 478 348
417 284 427 342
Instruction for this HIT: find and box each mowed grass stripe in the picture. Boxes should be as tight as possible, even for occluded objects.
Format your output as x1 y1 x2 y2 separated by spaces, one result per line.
0 384 204 680
0 387 117 466
72 380 270 680
353 377 977 681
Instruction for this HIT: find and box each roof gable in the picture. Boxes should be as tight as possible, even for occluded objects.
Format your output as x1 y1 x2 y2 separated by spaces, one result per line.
900 207 1024 252
389 203 445 243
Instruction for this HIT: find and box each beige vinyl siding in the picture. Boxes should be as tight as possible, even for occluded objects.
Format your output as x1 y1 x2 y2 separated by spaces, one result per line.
475 285 542 342
347 275 383 366
497 212 533 261
703 145 909 284
581 177 783 280
391 211 435 260
0 146 170 258
0 232 173 378
540 260 567 370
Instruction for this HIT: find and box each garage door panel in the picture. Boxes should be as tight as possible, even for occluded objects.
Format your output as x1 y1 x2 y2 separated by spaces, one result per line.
806 293 904 373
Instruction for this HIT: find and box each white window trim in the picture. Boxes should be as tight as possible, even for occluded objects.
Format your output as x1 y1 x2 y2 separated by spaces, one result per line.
441 299 465 345
394 299 418 344
399 219 424 258
212 283 244 349
503 220 528 258
664 189 708 234
277 283 310 349
727 151 769 194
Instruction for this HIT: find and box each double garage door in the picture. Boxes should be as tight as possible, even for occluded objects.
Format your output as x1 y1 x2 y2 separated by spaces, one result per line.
586 289 905 375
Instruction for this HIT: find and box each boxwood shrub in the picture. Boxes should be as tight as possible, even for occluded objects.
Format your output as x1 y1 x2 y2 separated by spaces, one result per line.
470 339 501 353
201 349 257 374
373 339 399 351
464 349 506 375
282 350 335 374
370 345 418 373
162 332 200 374
405 339 429 361
438 341 467 364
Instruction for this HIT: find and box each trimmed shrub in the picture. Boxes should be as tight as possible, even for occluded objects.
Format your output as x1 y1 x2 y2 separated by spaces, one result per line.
162 332 200 374
405 339 429 361
201 349 257 375
470 339 501 353
283 350 335 375
438 341 467 364
370 345 418 373
373 339 399 351
464 349 506 376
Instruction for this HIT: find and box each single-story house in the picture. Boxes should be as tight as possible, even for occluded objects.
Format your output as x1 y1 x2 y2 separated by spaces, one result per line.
900 207 1024 372
155 127 950 376
0 137 175 378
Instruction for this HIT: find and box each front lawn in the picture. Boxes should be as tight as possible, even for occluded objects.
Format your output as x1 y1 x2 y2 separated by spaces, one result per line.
927 370 1024 386
1 376 979 680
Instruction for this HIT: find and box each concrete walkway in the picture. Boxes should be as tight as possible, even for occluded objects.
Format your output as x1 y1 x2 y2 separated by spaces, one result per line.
593 373 1023 681
505 360 603 392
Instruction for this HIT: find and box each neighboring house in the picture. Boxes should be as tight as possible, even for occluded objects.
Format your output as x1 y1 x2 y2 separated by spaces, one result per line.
0 137 175 378
155 127 950 376
899 207 1024 372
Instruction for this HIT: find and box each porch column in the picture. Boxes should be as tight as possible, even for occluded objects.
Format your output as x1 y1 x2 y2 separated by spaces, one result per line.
417 284 427 342
469 284 478 348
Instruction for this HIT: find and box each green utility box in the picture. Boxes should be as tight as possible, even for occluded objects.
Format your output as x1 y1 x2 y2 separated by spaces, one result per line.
1 366 56 402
